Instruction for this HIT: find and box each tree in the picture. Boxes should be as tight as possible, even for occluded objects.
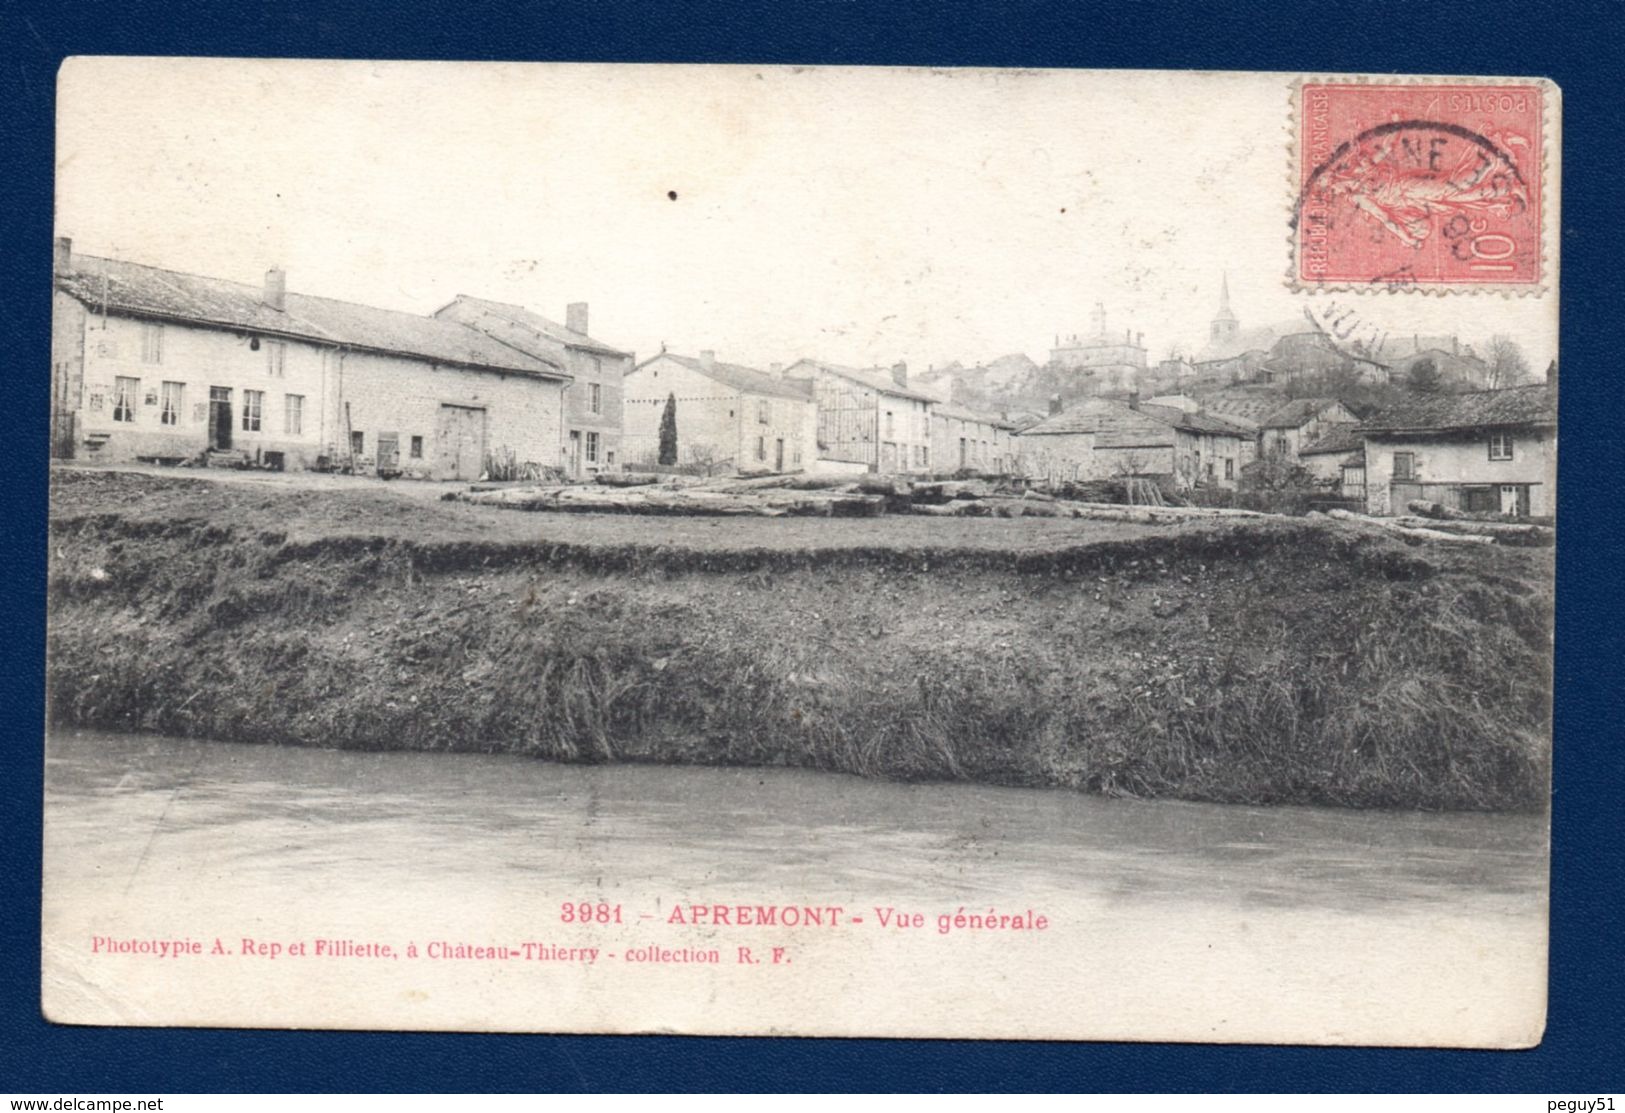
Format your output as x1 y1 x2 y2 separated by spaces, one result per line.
657 392 678 466
1406 357 1442 394
1483 335 1532 389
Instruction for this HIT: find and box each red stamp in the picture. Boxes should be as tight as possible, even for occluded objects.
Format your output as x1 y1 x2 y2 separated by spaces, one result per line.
1295 82 1546 289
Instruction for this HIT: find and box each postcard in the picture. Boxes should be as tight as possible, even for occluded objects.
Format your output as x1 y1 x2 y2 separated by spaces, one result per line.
44 59 1557 1044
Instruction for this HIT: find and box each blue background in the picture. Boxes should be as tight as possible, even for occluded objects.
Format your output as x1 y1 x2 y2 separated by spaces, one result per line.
3 0 1621 1093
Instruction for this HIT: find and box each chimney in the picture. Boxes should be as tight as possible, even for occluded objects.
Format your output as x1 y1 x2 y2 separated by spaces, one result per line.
700 349 716 370
263 267 286 312
53 236 72 274
566 302 589 335
1545 360 1558 387
1048 394 1064 416
891 361 908 387
1137 331 1144 347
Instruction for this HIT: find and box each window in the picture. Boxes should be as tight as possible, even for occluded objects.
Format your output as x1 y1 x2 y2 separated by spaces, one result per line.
284 394 304 435
242 390 264 432
350 431 365 456
919 445 929 468
140 323 163 364
586 431 600 463
160 381 183 426
756 436 766 462
758 399 770 424
112 376 139 422
884 410 895 439
590 383 602 415
1489 433 1514 460
266 341 286 378
1393 451 1415 480
1225 458 1234 480
606 450 615 466
410 435 423 459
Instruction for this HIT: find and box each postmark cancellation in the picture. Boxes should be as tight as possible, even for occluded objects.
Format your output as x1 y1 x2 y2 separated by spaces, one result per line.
1293 79 1553 294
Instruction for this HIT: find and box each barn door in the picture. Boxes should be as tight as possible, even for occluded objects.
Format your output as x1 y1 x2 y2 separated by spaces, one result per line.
435 405 486 480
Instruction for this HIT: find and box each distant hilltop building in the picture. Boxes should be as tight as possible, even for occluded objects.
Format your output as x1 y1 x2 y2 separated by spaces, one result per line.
1195 274 1288 365
1048 302 1147 395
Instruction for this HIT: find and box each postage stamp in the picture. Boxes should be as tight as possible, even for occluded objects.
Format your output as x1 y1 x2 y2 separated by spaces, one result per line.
1294 81 1548 291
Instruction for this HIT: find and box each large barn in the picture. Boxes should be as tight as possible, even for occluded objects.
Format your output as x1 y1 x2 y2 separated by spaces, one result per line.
50 238 573 480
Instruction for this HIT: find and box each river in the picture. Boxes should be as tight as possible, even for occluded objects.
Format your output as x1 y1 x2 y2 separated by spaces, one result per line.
42 728 1548 1044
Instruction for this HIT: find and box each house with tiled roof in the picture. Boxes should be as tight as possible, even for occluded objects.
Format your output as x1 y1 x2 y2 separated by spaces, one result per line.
1258 398 1360 462
781 358 937 473
1013 396 1252 488
1297 423 1368 498
930 401 1017 475
434 295 633 478
49 237 572 480
1357 379 1558 517
623 351 816 474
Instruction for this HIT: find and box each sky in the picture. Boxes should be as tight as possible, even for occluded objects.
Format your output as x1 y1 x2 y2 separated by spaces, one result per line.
55 59 1558 373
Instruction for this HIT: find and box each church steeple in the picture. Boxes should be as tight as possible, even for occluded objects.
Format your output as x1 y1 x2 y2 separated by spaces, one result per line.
1210 273 1239 342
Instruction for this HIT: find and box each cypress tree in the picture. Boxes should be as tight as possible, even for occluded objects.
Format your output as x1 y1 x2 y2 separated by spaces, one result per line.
658 392 678 465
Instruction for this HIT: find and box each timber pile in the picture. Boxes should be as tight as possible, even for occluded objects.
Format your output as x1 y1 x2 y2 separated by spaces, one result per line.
456 483 885 517
454 473 1289 522
1391 515 1553 546
1326 508 1493 546
1405 499 1483 521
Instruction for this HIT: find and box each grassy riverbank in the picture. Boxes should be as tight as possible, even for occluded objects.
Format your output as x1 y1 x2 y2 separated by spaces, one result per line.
47 468 1554 810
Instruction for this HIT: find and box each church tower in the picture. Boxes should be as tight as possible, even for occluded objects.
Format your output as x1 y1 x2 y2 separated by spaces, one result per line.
1210 273 1239 343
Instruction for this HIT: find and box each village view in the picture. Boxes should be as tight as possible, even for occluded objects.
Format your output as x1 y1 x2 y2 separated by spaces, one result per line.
47 231 1555 818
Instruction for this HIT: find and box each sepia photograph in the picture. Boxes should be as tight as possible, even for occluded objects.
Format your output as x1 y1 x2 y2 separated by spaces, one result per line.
43 59 1558 1044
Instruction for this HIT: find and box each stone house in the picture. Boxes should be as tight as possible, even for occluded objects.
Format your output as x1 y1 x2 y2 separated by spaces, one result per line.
1358 380 1558 517
49 238 571 480
433 295 631 478
1014 396 1252 488
622 351 816 474
1258 398 1361 462
1297 424 1368 501
931 403 1016 475
782 359 937 474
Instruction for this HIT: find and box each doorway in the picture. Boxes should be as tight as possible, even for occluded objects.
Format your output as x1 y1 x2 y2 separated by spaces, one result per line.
208 387 233 450
1498 484 1530 517
568 430 582 478
774 438 785 471
434 404 487 480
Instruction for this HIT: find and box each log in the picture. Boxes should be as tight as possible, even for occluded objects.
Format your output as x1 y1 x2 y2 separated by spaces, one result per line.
856 475 913 497
1391 516 1554 545
1065 501 1267 519
908 501 989 517
691 472 803 492
594 472 659 487
1326 508 1493 545
1406 499 1474 521
910 479 994 503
